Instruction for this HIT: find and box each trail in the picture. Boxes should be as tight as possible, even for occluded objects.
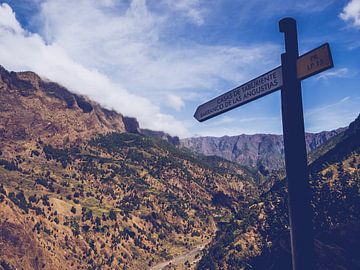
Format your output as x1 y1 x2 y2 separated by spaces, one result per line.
150 243 207 270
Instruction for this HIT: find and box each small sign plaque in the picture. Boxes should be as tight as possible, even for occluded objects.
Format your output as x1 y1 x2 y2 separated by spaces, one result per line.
297 43 333 80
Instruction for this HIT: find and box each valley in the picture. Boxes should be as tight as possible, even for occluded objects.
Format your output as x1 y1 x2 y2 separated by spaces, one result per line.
0 66 359 270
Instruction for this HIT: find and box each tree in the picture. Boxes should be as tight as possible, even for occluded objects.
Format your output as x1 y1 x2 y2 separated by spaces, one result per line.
109 209 117 221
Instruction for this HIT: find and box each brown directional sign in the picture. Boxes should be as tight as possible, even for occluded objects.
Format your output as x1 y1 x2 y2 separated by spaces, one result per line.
297 43 333 80
194 66 283 122
194 43 333 122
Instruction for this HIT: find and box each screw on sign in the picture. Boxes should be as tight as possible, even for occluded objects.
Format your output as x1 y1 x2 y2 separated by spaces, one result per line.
194 18 334 270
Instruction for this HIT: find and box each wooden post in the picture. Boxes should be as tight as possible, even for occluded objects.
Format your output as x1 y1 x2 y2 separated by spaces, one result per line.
279 17 315 270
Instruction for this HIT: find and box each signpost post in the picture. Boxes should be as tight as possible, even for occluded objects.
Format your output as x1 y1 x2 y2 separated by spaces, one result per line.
194 17 334 270
279 18 315 270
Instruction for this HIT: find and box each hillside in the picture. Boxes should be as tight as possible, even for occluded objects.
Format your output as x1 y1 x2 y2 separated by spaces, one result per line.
197 114 360 270
0 65 179 154
181 129 345 172
0 66 259 270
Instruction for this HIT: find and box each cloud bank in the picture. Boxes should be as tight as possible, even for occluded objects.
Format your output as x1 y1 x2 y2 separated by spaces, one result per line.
340 0 360 28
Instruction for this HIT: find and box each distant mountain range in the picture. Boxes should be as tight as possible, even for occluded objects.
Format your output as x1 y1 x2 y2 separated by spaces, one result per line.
181 128 346 172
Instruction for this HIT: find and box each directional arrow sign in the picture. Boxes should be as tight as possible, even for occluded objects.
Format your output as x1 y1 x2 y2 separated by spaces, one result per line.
194 43 333 122
194 66 283 122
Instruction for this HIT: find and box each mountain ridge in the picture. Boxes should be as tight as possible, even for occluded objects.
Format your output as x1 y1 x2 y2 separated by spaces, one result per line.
0 65 179 150
181 128 346 172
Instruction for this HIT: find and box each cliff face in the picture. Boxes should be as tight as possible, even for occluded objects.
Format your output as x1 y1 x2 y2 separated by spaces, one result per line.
0 66 130 150
181 128 346 171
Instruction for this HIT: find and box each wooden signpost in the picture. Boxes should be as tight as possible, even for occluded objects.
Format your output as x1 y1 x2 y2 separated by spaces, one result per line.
194 18 334 270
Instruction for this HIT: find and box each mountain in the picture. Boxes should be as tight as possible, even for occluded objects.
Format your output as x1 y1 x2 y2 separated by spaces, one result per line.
0 66 259 270
0 65 358 270
0 65 131 146
197 113 360 270
181 129 345 173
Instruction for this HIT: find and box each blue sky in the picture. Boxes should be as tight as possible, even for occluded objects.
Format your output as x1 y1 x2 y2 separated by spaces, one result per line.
0 0 359 137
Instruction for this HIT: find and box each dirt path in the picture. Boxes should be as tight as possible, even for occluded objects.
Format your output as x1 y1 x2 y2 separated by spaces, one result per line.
150 243 207 270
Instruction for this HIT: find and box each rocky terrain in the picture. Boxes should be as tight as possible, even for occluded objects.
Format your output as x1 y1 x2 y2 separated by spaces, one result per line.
181 129 345 172
0 66 259 270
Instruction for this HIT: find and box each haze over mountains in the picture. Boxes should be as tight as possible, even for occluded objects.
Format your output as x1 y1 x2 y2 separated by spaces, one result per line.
0 66 359 270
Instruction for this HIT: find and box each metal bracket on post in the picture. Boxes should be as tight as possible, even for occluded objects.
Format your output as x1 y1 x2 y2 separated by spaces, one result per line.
279 17 315 270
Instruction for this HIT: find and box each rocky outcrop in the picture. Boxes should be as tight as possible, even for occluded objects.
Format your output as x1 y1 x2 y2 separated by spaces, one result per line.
123 117 140 133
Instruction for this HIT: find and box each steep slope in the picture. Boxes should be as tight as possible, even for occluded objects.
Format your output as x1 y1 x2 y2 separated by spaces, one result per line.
0 67 259 270
0 133 260 270
197 114 360 270
181 129 345 172
0 66 132 147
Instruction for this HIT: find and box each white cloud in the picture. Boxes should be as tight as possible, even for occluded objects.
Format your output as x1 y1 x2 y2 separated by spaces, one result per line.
162 0 205 25
340 0 360 28
0 3 24 34
166 94 185 111
37 0 278 98
316 67 354 80
210 116 236 126
293 0 335 12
